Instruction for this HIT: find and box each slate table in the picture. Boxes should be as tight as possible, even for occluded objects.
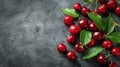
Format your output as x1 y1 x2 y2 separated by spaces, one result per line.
0 0 120 67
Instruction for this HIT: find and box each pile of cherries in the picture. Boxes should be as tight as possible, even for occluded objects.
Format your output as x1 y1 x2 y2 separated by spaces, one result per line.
57 0 120 67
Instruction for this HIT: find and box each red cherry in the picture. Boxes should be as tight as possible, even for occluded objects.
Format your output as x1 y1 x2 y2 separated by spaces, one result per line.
57 43 66 53
98 0 106 4
92 31 102 40
107 1 117 10
73 3 81 11
96 54 108 64
115 6 120 16
69 25 80 35
66 51 76 60
102 40 112 50
111 47 120 57
87 39 95 47
81 7 90 16
91 10 100 15
89 22 98 32
66 35 75 44
74 42 86 53
78 18 88 29
64 15 74 26
108 62 118 67
98 4 107 14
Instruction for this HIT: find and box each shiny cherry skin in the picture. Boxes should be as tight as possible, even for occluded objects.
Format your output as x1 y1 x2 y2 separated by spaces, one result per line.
64 15 74 26
107 1 116 10
87 39 95 47
102 40 112 50
98 0 106 4
96 54 108 64
78 18 88 29
66 35 75 44
81 7 90 16
115 6 120 16
73 3 81 11
111 47 120 57
108 62 118 67
69 25 80 35
92 31 102 40
66 51 76 60
98 4 107 14
57 43 66 53
89 22 98 32
74 42 86 53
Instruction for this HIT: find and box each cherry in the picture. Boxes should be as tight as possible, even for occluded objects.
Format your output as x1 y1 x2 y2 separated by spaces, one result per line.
115 6 120 16
78 18 88 29
66 35 75 44
57 43 67 53
111 47 120 57
96 54 108 64
64 15 74 26
74 42 86 53
92 31 102 40
89 22 98 31
98 0 106 4
98 4 107 14
102 40 112 50
87 39 95 47
69 25 80 35
81 7 90 16
91 10 100 15
73 3 81 11
66 51 76 60
108 62 118 67
107 1 117 10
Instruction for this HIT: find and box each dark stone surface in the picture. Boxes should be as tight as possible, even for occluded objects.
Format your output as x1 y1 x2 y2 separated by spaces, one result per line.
0 0 120 67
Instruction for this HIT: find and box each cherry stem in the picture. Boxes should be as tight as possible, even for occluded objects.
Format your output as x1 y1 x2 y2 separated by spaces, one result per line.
87 3 92 8
63 30 68 37
106 51 112 63
115 22 120 27
95 0 98 11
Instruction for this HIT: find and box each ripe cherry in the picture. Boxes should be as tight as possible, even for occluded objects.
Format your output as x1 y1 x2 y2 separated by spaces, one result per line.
89 22 98 32
107 1 117 10
111 47 120 57
69 25 80 35
66 35 75 44
92 31 102 40
74 42 86 53
98 4 107 14
73 3 81 11
115 6 120 16
98 0 106 4
81 7 90 16
66 51 76 60
64 15 74 26
57 43 66 53
96 54 108 64
87 39 95 47
78 18 88 29
102 40 112 50
108 62 118 67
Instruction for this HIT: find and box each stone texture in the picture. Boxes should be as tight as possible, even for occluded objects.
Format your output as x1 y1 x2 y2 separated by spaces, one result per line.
0 0 119 67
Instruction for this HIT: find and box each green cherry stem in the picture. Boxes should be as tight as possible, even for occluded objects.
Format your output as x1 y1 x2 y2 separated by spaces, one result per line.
106 51 113 63
63 30 68 37
95 0 98 11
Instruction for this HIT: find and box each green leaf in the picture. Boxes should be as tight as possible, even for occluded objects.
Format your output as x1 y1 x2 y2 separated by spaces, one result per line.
82 47 103 60
87 13 105 31
108 32 120 43
84 0 93 3
61 8 79 18
106 14 115 34
80 30 92 46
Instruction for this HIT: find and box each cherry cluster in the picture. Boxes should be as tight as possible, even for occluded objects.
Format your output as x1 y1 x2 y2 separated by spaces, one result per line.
57 0 120 67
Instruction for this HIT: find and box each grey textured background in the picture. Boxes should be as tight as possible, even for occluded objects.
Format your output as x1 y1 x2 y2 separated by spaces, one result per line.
0 0 120 67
